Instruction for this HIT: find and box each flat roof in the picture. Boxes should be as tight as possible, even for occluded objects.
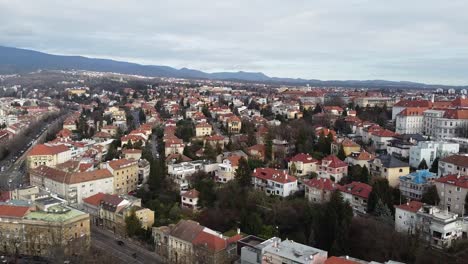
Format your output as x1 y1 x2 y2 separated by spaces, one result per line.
25 206 87 222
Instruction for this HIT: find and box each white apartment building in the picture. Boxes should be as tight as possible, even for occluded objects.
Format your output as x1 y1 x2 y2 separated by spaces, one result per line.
438 154 468 177
338 181 372 215
29 166 114 204
252 168 298 197
395 201 424 234
409 141 459 169
168 161 218 191
423 109 445 136
395 108 425 134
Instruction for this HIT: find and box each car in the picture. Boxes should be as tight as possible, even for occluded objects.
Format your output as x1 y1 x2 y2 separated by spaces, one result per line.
116 240 125 246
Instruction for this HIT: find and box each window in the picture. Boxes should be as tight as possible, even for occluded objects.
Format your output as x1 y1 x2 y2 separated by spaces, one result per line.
399 169 403 172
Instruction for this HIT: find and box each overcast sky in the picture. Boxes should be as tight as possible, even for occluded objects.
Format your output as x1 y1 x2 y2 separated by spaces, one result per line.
1 0 467 85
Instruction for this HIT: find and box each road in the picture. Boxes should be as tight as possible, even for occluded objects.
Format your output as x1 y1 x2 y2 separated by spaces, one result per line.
91 227 163 264
0 111 70 191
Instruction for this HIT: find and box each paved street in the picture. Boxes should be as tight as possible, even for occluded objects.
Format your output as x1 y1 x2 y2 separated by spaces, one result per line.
91 227 164 264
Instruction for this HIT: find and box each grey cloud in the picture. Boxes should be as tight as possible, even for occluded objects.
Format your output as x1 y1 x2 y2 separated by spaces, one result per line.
0 0 467 85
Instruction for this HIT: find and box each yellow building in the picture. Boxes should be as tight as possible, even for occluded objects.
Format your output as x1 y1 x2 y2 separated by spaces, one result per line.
331 139 361 157
227 116 242 134
369 155 410 187
27 144 71 169
195 122 212 137
103 159 139 195
0 202 90 258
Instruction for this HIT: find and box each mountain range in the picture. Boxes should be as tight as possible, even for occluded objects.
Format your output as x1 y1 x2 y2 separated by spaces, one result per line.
0 45 465 89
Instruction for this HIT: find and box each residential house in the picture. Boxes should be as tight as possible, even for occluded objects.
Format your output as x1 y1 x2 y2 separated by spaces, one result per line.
438 154 468 177
339 181 372 215
288 153 318 177
345 151 374 168
216 155 241 183
252 168 298 197
331 139 360 157
318 155 348 182
395 201 424 234
399 170 437 201
181 189 199 211
227 116 242 134
369 155 410 187
409 141 459 169
304 178 338 203
195 122 212 137
435 174 468 216
165 138 185 157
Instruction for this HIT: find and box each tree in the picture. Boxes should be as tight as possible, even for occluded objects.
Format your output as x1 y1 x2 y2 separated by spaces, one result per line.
418 159 428 170
421 185 440 205
465 193 468 216
360 165 370 184
125 209 142 237
290 162 297 176
337 145 346 161
139 108 147 123
429 157 439 173
368 179 395 214
235 157 252 188
374 199 393 225
313 104 322 114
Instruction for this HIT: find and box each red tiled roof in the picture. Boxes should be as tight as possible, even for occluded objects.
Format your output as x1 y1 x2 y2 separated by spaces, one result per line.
290 153 318 164
304 177 338 191
372 129 396 138
440 154 468 167
324 256 361 264
28 144 69 156
107 158 137 170
397 107 427 117
226 155 242 167
443 109 468 119
450 97 468 108
192 231 227 253
0 205 30 218
435 174 468 189
182 189 199 199
322 155 347 168
83 192 107 207
395 201 424 213
394 100 432 107
339 181 372 199
252 168 297 184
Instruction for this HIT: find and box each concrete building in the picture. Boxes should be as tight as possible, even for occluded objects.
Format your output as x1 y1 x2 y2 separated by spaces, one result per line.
395 107 426 134
345 151 374 168
82 192 154 234
330 139 360 157
339 181 372 215
29 166 114 204
438 154 468 177
435 174 468 216
27 144 71 169
0 199 90 258
369 155 410 187
240 236 327 264
399 170 436 201
153 220 241 264
252 168 298 197
164 138 185 157
195 122 212 137
102 158 139 195
395 201 424 234
409 141 460 169
216 155 241 183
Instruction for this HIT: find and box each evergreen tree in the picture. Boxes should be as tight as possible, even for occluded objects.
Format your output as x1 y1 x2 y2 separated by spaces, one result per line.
374 199 393 225
418 159 428 170
204 143 217 161
337 145 346 161
361 165 370 184
465 193 468 216
265 131 273 161
235 157 252 188
368 179 394 214
125 209 142 237
429 157 439 173
313 104 323 114
138 108 147 123
421 185 440 205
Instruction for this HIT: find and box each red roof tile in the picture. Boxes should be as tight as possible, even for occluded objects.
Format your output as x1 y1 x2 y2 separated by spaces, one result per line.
28 144 69 156
0 205 30 218
83 192 107 207
435 174 468 189
395 201 424 213
290 153 318 164
339 181 372 199
304 177 338 191
192 231 227 253
322 155 347 168
253 168 297 184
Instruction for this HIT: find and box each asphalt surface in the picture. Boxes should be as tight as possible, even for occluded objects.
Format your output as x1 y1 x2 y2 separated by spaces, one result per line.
0 112 70 191
91 227 163 264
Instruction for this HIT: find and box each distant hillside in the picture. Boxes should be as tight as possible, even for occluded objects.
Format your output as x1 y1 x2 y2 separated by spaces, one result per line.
0 45 466 88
